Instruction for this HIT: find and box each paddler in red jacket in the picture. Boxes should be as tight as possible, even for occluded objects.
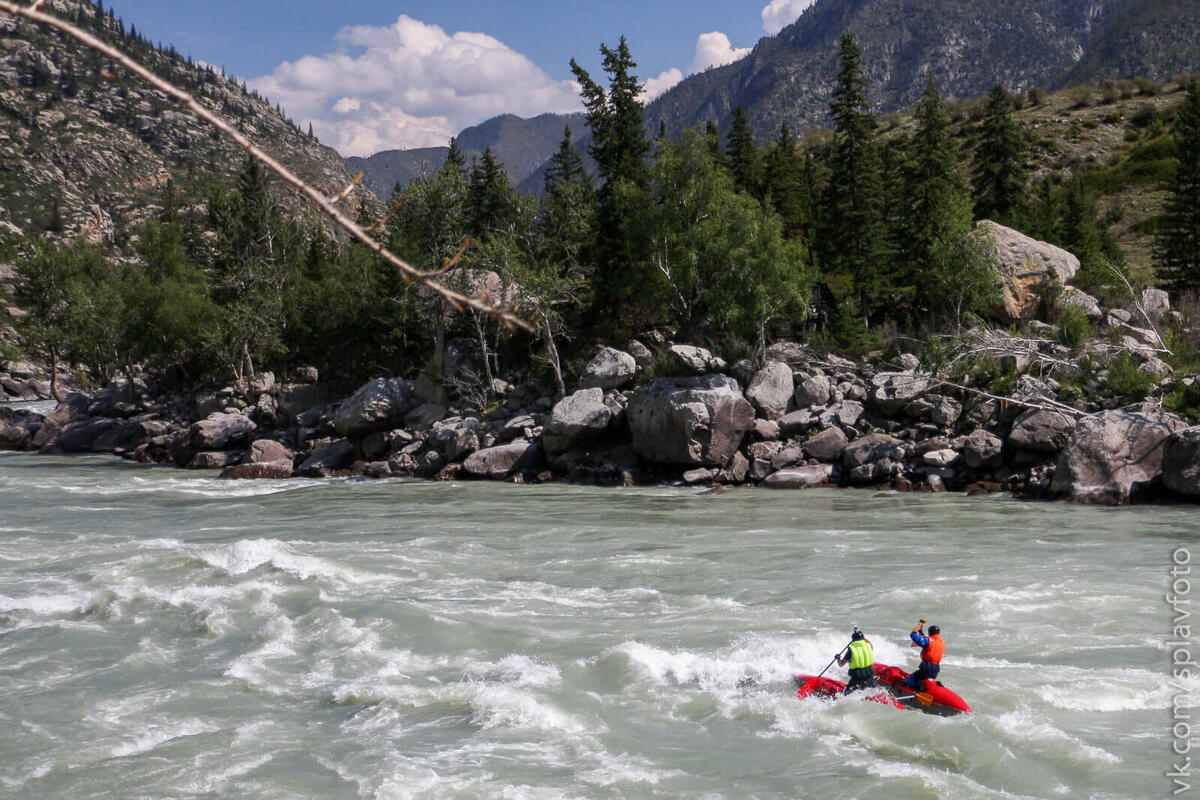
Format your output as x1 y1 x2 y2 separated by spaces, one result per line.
902 619 944 690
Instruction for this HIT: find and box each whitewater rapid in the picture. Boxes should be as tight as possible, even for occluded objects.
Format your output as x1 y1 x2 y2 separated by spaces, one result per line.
0 452 1190 798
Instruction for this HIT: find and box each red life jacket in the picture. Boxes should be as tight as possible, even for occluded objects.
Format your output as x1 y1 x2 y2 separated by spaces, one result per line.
922 634 945 664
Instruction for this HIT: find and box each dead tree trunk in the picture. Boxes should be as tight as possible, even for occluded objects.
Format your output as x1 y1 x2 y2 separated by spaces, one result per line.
48 345 63 403
541 312 566 399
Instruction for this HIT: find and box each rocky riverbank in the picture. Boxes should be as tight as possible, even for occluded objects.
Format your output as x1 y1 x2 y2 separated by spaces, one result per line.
5 330 1200 506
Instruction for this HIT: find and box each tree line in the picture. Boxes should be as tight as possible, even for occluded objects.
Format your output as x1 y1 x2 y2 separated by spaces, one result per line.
10 34 1200 399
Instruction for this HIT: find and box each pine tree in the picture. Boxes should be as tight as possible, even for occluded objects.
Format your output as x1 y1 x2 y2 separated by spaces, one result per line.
903 74 994 321
726 106 758 195
972 84 1028 225
544 126 588 192
761 124 806 228
704 120 724 162
819 34 886 316
570 37 652 319
1156 79 1200 291
467 147 516 238
307 122 314 139
445 136 467 176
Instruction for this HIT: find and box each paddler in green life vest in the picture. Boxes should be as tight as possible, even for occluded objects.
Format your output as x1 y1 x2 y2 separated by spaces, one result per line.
836 629 876 695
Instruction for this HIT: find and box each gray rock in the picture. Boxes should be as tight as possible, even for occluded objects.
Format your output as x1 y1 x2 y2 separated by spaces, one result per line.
804 427 848 463
870 373 930 416
296 438 358 478
1105 308 1133 327
248 439 294 465
760 464 833 489
668 344 726 375
581 347 638 391
929 396 963 428
295 366 319 384
976 220 1080 323
1142 289 1170 325
778 409 817 438
765 340 811 367
962 429 1004 469
627 374 753 467
793 373 832 408
753 419 781 440
543 388 612 455
277 382 335 424
842 433 905 472
430 417 481 462
246 371 275 399
923 449 960 467
1061 286 1102 320
626 339 654 369
189 413 256 451
333 378 417 437
1051 409 1187 503
1009 409 1076 454
220 461 293 480
683 468 717 484
463 442 542 480
927 474 947 492
188 451 239 470
819 400 865 430
721 451 750 483
405 402 447 431
745 361 794 420
1164 427 1200 497
895 353 921 371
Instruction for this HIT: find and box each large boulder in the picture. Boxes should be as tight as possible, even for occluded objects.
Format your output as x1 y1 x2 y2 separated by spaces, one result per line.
580 347 637 391
1051 409 1187 503
463 442 543 480
542 388 612 455
247 439 294 465
47 418 122 453
869 373 929 416
0 408 40 450
220 461 293 480
333 378 417 437
1009 409 1076 454
277 382 335 424
1164 428 1200 497
976 220 1081 323
1142 288 1170 325
189 412 256 451
627 375 754 467
745 361 794 420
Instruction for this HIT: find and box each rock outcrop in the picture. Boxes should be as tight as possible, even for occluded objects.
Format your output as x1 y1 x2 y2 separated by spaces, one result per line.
1051 409 1186 503
977 220 1081 323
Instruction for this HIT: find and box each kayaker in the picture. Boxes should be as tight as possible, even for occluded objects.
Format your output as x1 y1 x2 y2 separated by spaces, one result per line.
902 619 944 690
836 629 876 694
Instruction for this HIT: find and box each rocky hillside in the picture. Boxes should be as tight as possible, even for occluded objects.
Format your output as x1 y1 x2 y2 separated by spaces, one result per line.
348 113 587 200
0 0 367 245
644 0 1200 139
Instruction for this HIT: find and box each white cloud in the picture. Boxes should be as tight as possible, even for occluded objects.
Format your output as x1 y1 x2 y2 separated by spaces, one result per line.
250 15 582 157
690 32 751 73
761 0 818 35
641 68 684 101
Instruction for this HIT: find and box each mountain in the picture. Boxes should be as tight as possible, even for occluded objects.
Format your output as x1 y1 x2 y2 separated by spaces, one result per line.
347 113 587 200
0 0 367 245
643 0 1200 139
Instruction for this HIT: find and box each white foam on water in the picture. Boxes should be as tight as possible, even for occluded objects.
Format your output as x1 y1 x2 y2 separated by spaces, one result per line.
990 707 1121 765
854 755 1044 800
467 682 591 735
183 752 275 795
111 718 220 758
194 538 382 588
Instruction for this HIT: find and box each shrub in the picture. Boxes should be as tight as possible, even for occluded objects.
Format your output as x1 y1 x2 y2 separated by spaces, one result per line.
1068 85 1095 109
1057 305 1093 349
1131 103 1160 128
1027 86 1046 106
1101 351 1158 399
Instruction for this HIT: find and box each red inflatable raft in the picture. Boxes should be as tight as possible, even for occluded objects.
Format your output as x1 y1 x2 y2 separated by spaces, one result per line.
794 663 972 716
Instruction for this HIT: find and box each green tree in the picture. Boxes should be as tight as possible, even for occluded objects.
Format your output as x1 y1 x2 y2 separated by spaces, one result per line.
445 136 467 177
647 129 809 341
819 34 886 316
1156 79 1200 291
570 37 651 320
467 147 518 239
972 84 1028 225
902 75 994 321
761 124 809 228
725 106 759 196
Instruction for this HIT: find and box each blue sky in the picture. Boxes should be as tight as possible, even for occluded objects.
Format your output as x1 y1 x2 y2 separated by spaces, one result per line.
104 0 819 156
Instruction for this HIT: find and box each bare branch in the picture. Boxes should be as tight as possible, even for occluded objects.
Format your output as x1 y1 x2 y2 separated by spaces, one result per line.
0 1 534 333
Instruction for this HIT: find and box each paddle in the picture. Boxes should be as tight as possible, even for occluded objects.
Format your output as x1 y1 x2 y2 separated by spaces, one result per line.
817 643 851 679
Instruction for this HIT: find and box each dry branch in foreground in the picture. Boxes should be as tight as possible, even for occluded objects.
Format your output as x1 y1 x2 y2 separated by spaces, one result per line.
0 0 534 333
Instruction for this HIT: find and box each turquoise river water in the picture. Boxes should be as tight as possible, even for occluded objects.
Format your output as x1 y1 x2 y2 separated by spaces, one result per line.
0 451 1194 799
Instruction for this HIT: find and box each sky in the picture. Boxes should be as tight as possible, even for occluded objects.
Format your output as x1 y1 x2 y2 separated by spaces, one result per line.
104 0 820 157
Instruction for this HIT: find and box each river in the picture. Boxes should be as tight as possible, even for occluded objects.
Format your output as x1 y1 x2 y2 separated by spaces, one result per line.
0 451 1191 798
